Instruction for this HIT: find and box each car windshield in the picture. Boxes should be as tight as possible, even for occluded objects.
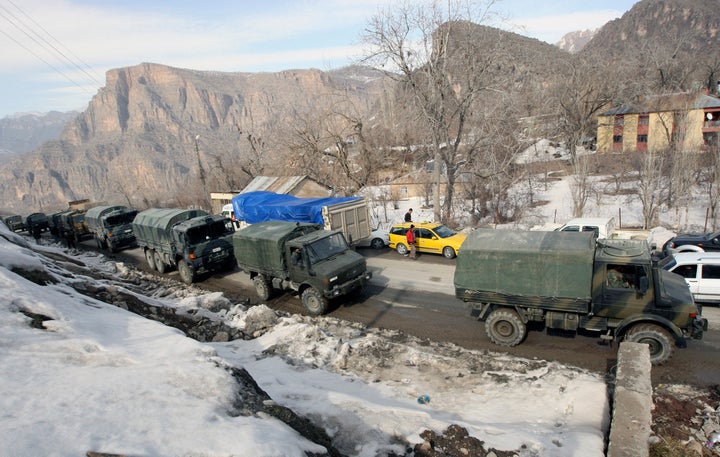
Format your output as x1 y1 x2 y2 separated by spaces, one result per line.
658 256 676 270
432 225 456 238
185 220 233 245
306 232 348 263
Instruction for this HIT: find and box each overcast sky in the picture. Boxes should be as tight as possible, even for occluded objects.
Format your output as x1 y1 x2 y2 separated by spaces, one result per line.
0 0 638 118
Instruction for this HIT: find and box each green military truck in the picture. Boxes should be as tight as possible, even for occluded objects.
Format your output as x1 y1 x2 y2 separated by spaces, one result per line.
232 220 372 315
56 210 92 243
4 215 25 232
25 212 49 234
454 229 708 365
132 208 235 284
85 205 138 252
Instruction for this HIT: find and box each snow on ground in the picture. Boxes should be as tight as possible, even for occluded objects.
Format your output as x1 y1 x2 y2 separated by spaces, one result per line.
0 222 609 456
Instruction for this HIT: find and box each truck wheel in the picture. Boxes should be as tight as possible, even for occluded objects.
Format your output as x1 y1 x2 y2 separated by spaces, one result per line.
253 277 274 301
485 309 526 347
396 243 408 256
302 288 328 316
442 246 456 259
145 249 157 271
178 260 195 284
107 239 116 253
154 251 167 274
96 237 105 250
624 324 674 365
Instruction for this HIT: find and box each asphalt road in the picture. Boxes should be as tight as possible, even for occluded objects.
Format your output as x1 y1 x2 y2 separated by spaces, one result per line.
86 239 720 388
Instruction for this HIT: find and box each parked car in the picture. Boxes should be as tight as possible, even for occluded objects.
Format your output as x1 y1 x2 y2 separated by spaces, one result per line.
660 252 720 304
356 228 389 250
388 222 466 259
662 230 720 256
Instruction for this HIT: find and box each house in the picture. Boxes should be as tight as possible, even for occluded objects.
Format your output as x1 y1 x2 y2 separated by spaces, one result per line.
209 176 331 214
596 92 720 153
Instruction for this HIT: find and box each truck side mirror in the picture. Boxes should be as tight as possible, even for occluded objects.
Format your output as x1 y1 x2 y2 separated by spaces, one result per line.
639 276 649 294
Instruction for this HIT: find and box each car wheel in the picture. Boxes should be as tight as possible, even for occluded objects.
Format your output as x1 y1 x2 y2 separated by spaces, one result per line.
370 237 386 250
154 251 166 274
302 288 328 316
442 246 456 259
178 260 195 284
624 324 674 365
485 308 526 347
253 276 274 301
396 243 408 255
145 249 157 271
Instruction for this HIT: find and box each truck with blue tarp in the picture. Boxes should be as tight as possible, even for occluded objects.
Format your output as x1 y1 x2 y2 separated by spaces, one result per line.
132 208 235 284
231 191 372 246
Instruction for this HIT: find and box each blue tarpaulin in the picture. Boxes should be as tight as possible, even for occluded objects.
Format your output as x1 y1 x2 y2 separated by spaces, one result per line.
232 191 359 225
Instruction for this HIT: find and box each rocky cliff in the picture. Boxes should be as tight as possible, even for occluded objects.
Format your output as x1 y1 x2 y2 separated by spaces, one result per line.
0 63 383 214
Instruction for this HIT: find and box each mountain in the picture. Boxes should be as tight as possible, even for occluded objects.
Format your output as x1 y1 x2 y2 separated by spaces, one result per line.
555 29 597 53
0 111 78 156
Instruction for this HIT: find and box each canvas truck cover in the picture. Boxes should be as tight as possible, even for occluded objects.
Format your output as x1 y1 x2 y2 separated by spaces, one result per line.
132 208 208 246
233 220 322 274
85 205 127 228
231 191 360 225
454 229 596 304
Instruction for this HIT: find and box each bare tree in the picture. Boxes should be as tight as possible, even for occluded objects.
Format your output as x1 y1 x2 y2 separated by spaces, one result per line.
631 150 670 229
361 0 502 223
698 140 720 231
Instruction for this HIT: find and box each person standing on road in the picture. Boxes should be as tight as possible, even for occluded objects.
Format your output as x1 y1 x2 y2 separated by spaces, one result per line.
404 208 413 222
406 224 417 259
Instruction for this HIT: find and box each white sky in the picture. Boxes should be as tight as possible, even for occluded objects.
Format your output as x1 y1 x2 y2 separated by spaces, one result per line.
0 0 638 118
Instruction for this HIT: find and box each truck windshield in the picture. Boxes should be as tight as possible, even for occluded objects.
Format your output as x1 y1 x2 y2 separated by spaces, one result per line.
307 233 349 263
105 211 137 227
185 220 233 245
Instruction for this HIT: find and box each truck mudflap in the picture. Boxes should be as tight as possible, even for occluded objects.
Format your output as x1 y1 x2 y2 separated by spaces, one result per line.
691 317 709 340
323 271 372 298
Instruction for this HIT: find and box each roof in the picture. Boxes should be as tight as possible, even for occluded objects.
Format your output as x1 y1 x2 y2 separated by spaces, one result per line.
240 176 327 195
601 92 720 116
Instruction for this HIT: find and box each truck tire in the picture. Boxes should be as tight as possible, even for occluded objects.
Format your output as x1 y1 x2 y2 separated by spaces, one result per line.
396 243 409 256
302 288 328 316
485 309 526 347
442 246 457 259
107 239 116 253
253 277 274 301
178 260 195 284
154 251 167 274
624 324 674 365
96 237 106 250
145 249 157 271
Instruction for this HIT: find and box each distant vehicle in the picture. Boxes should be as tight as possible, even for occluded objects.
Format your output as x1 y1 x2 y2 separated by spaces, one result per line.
232 220 371 315
356 228 389 250
85 205 138 252
454 229 708 365
555 217 615 239
388 222 466 259
132 208 235 284
3 215 25 232
56 210 92 243
25 212 49 234
663 230 720 256
660 252 720 304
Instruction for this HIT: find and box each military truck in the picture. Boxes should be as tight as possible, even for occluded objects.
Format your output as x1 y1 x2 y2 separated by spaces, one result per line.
3 215 25 232
454 229 708 365
232 220 372 315
132 208 235 284
85 205 138 252
25 212 49 234
56 210 92 243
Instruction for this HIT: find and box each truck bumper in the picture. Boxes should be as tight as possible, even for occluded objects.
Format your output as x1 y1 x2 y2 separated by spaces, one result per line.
690 317 709 340
325 271 373 298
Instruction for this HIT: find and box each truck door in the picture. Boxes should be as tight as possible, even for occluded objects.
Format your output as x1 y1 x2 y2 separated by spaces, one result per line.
595 263 652 319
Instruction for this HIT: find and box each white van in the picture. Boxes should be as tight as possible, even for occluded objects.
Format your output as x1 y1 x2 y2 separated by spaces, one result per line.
555 217 616 239
660 252 720 304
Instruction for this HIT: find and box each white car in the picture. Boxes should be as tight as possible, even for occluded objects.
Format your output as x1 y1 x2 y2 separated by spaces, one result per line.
356 228 389 249
660 252 720 304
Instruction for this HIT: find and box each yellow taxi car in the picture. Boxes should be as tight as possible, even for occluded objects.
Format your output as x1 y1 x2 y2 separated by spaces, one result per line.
388 222 466 259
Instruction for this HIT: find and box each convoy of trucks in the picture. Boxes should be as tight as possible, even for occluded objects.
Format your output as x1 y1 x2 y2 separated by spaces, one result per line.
85 205 138 252
230 191 372 246
232 220 371 315
454 229 708 365
131 208 235 284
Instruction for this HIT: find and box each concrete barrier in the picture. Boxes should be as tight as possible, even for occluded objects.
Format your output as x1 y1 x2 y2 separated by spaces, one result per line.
607 341 653 457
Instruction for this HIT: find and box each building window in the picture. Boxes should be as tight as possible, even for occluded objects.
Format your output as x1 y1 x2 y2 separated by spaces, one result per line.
638 114 649 125
613 135 623 143
637 134 648 143
401 186 408 197
614 115 624 126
